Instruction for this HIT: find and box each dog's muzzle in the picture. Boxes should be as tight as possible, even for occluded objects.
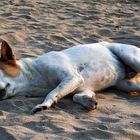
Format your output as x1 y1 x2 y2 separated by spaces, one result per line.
0 83 10 100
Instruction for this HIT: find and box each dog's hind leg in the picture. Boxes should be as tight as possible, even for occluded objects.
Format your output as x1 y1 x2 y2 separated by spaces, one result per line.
32 74 84 113
73 89 98 110
115 79 140 93
108 43 140 72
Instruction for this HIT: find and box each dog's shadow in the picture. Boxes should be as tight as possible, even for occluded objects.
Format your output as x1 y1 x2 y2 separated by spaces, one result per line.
0 89 139 115
0 96 44 114
0 95 84 115
104 88 140 104
98 88 140 114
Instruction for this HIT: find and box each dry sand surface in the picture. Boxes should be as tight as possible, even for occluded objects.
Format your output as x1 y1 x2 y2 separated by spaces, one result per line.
0 0 140 140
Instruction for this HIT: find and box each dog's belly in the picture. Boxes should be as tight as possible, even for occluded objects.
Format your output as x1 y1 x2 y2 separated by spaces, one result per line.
79 60 125 91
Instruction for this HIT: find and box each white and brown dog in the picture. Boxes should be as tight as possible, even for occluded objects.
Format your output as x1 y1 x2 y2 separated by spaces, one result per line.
0 40 139 113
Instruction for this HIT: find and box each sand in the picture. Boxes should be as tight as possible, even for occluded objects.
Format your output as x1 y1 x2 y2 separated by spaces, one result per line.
0 0 140 140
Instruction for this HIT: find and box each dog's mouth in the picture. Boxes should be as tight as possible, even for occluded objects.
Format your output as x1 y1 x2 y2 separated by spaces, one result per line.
0 83 10 100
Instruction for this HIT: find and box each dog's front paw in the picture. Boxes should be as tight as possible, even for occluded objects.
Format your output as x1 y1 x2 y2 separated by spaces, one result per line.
31 104 49 114
31 99 54 114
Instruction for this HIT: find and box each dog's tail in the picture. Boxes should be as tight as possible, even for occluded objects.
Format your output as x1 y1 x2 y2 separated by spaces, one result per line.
106 43 140 72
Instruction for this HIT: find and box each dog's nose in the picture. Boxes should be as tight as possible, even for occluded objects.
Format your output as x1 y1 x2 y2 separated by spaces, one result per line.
95 101 98 106
94 101 98 109
0 83 10 100
0 89 6 99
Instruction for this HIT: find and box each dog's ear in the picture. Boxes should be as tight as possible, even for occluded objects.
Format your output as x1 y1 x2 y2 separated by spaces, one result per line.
0 40 16 64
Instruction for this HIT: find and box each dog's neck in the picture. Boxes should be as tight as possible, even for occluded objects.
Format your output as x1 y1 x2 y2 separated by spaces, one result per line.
17 57 46 86
5 57 49 97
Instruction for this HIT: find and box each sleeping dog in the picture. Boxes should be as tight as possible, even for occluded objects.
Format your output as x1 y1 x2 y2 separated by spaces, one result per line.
0 40 139 113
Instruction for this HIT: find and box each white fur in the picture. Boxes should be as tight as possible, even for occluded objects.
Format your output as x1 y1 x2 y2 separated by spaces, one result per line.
0 42 140 113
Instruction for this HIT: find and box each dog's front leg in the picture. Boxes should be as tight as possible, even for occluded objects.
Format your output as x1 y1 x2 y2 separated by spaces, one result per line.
32 74 84 113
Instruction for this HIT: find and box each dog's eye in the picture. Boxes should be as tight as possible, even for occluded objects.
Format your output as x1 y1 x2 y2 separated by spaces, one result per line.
6 83 10 88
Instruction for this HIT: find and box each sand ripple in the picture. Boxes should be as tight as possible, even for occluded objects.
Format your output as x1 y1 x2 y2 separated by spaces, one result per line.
0 0 140 139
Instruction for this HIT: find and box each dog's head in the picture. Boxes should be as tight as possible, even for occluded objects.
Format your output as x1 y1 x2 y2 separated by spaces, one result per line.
0 40 20 99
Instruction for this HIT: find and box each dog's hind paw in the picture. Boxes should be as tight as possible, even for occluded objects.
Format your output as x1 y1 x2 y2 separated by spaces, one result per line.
31 104 48 114
83 96 98 110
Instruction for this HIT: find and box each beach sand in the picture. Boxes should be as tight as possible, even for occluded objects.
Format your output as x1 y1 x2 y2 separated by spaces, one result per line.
0 0 140 139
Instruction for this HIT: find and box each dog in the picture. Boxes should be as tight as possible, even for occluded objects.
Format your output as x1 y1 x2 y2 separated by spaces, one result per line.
0 40 139 113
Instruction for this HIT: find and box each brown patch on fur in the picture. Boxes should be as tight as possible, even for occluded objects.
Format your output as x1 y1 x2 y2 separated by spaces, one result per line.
0 40 20 77
0 61 20 77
